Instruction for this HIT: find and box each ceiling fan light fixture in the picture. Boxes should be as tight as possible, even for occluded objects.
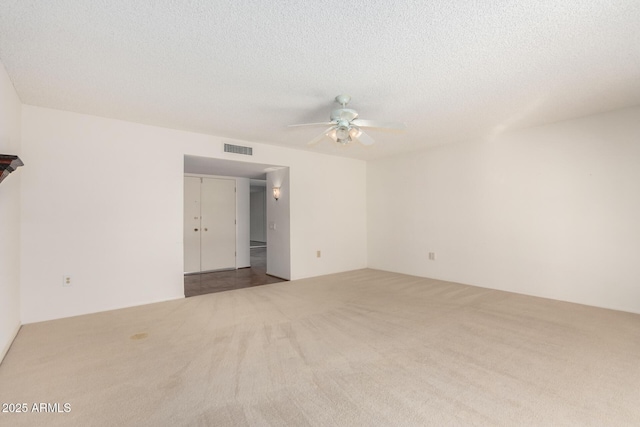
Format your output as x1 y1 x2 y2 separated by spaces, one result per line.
290 94 406 147
335 125 350 140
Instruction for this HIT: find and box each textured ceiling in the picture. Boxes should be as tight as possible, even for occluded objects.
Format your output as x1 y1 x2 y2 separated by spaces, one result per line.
1 1 639 160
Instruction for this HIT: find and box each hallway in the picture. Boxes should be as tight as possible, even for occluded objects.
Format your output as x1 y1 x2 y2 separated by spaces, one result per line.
184 247 286 297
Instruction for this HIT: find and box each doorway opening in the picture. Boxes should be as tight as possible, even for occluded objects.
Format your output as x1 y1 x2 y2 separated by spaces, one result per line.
183 155 290 297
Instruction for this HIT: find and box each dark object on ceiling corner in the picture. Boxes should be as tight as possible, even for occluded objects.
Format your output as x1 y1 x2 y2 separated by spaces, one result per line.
0 155 24 184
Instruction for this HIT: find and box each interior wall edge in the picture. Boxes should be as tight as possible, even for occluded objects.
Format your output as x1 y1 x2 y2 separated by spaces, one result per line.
0 322 21 365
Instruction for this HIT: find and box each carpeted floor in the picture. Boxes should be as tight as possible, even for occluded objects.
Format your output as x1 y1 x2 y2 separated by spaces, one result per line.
1 269 639 426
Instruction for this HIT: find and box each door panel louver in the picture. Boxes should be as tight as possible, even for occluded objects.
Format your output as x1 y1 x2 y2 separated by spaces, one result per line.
224 143 253 155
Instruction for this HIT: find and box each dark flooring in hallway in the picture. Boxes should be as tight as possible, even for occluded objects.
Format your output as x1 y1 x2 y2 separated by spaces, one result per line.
184 247 286 297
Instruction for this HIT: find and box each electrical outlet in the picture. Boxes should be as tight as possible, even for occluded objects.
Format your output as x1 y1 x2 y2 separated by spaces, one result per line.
317 250 321 258
428 252 436 261
63 275 72 287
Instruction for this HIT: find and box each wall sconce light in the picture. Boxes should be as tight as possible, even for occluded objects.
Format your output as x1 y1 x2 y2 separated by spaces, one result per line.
272 186 281 201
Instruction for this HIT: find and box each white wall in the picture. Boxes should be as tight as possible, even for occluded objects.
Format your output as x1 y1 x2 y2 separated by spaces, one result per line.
250 188 267 242
20 106 367 323
267 168 291 279
236 177 250 268
0 61 22 362
289 155 368 279
368 107 640 314
13 98 638 325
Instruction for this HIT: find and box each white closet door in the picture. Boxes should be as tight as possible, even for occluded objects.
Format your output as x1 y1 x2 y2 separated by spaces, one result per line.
201 178 236 271
184 177 202 273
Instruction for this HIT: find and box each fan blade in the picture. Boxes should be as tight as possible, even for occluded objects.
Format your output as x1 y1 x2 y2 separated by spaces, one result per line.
351 119 406 132
288 122 335 128
308 126 337 145
354 130 375 146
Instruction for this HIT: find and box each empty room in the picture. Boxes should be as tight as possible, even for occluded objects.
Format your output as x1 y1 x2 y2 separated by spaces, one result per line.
1 1 639 426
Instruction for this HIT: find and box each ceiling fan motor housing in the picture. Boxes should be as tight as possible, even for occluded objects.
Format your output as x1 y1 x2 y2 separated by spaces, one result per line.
330 108 358 122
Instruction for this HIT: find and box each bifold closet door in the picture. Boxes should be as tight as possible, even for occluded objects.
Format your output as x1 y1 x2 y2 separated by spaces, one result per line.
184 176 202 273
201 178 236 271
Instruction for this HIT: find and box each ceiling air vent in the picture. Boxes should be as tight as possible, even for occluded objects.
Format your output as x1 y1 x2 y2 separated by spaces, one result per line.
224 143 253 156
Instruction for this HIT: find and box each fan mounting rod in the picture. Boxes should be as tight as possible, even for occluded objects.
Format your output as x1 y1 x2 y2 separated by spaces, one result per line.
335 94 351 108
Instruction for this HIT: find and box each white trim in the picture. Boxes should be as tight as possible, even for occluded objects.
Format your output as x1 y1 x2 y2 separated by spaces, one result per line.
184 173 240 270
21 295 185 325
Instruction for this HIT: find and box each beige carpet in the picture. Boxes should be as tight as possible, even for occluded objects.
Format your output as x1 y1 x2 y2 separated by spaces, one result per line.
1 269 639 426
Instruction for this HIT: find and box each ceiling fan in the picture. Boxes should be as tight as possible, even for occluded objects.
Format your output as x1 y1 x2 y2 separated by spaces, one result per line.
289 95 406 146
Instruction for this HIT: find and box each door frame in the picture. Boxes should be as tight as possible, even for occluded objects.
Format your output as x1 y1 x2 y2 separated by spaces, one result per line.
184 173 239 273
182 155 291 281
